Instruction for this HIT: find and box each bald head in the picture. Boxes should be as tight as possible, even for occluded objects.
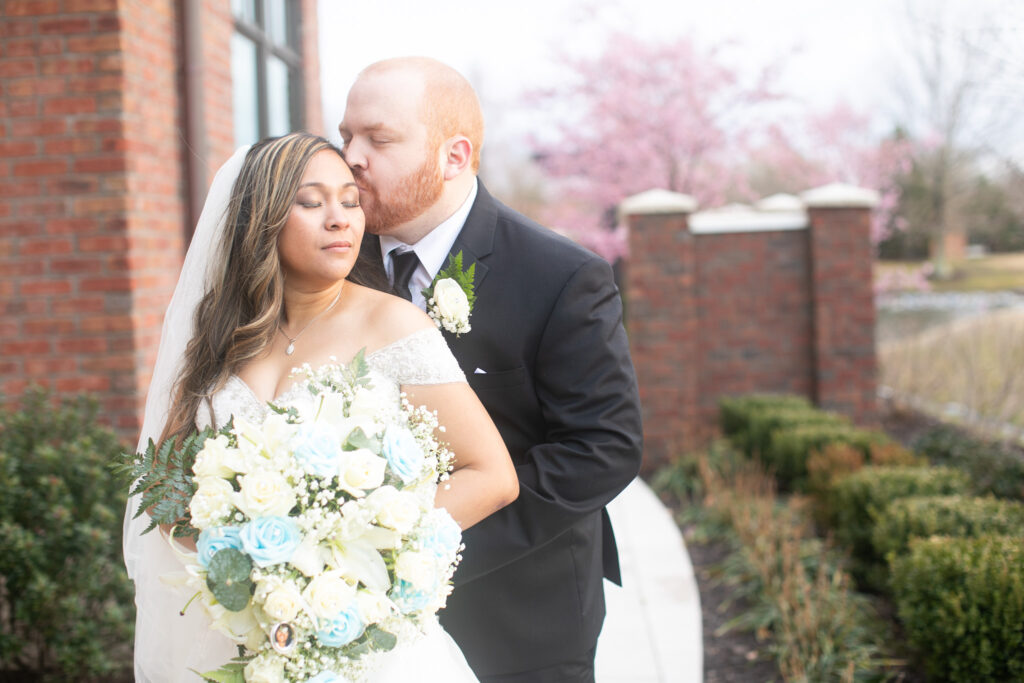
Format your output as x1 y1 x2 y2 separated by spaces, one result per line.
358 57 484 172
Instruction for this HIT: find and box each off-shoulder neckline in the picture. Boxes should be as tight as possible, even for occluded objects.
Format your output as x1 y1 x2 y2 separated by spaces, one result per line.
229 326 438 404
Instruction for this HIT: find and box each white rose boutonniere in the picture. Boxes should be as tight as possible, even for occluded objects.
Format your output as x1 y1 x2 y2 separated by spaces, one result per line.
423 251 475 336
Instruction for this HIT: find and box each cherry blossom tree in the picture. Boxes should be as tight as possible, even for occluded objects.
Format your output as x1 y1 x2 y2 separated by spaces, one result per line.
526 32 783 260
748 103 914 245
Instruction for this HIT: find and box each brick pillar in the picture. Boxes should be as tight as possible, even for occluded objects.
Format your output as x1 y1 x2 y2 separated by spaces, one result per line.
802 183 879 424
121 0 188 433
621 189 699 471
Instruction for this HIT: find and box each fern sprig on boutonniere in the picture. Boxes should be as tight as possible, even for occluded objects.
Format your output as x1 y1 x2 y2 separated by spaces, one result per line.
422 251 475 336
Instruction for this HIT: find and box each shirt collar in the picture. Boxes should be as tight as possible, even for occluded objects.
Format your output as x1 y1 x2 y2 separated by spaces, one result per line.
379 178 478 279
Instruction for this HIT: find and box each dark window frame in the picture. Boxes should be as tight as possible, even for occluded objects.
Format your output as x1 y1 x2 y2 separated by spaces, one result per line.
233 0 303 140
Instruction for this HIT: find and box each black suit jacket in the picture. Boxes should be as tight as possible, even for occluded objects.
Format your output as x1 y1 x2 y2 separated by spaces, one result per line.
370 183 643 676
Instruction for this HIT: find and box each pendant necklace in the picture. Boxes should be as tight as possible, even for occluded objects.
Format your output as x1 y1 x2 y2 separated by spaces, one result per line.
278 286 343 356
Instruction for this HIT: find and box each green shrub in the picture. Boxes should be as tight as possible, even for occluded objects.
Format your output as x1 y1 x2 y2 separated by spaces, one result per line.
718 394 814 451
650 440 744 506
873 495 1024 561
890 535 1024 682
825 466 970 568
746 407 847 460
765 424 888 492
0 388 134 679
912 424 1024 500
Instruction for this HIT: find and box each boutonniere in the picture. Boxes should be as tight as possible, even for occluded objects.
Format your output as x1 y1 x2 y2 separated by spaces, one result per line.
423 251 475 336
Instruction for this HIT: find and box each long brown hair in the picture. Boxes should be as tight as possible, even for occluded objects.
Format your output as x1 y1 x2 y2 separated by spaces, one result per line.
161 132 387 444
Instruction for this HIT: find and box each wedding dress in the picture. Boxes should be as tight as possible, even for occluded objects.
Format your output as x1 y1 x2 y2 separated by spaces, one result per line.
123 146 476 682
131 328 477 682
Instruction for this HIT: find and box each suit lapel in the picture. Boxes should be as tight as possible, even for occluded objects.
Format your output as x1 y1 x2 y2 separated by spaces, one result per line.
446 182 497 293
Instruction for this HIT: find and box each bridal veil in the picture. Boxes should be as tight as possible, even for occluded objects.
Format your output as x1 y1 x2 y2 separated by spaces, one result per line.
122 146 249 682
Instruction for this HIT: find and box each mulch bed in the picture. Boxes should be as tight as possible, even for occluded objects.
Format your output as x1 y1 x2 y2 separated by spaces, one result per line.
674 404 977 682
684 530 782 682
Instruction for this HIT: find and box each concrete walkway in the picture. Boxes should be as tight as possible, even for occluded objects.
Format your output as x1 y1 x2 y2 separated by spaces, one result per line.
595 478 703 682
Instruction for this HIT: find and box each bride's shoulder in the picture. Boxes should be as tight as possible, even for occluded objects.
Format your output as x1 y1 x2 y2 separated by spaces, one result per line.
348 283 434 343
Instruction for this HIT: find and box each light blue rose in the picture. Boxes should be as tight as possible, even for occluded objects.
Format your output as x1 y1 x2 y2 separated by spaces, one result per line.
196 526 243 568
389 579 432 614
294 422 342 478
422 516 462 561
381 426 425 483
306 672 345 683
238 516 301 568
316 606 364 647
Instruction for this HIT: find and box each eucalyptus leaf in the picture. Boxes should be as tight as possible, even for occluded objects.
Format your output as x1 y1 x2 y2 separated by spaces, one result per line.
365 625 398 652
206 548 253 612
345 427 381 455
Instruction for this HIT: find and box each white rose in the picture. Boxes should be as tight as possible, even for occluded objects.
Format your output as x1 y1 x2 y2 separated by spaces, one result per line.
433 278 470 321
349 385 389 420
289 536 327 577
355 589 394 624
367 486 421 534
337 449 387 497
303 571 356 619
244 654 285 683
262 583 304 623
189 477 235 529
234 470 296 518
192 435 235 478
395 550 440 590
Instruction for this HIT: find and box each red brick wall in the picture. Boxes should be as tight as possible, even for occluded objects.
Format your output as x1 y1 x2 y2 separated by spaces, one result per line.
197 0 234 181
121 0 186 431
626 212 699 467
807 206 878 423
1 0 137 425
626 201 878 469
694 230 815 443
1 1 322 439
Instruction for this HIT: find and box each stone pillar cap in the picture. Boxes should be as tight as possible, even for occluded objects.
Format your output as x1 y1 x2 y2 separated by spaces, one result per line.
619 189 698 217
801 183 879 208
756 193 804 212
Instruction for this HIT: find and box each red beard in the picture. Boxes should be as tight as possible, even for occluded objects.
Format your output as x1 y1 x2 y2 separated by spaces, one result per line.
355 153 444 235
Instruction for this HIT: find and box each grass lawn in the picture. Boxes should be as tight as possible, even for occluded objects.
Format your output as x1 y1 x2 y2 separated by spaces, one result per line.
876 251 1024 292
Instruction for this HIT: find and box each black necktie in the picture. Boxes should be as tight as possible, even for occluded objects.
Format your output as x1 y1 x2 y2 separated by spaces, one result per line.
391 250 420 301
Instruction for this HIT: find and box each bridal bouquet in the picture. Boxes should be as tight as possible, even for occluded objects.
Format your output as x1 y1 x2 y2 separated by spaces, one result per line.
123 353 463 683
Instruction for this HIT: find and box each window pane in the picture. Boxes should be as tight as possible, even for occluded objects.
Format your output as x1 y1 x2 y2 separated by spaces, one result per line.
263 0 290 46
231 0 256 23
266 55 291 137
231 33 260 147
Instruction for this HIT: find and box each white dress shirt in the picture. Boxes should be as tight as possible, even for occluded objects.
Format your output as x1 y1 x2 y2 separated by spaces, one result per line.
380 179 478 310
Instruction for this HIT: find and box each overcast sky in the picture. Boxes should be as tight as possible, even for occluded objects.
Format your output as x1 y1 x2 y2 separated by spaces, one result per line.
317 0 1023 168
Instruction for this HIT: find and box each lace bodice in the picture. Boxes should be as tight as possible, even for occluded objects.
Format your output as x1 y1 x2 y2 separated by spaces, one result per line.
196 327 465 430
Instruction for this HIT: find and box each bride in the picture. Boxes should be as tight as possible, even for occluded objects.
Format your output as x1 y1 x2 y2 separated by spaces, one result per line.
123 132 518 682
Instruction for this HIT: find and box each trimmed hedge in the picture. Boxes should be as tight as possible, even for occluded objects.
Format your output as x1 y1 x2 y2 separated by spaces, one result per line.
912 424 1024 500
824 466 970 566
890 535 1024 682
718 394 817 452
872 495 1024 560
765 423 888 492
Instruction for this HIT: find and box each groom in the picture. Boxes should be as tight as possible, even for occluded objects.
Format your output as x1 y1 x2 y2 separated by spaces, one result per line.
339 57 643 682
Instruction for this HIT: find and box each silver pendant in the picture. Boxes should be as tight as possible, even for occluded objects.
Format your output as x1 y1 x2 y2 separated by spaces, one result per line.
286 343 295 355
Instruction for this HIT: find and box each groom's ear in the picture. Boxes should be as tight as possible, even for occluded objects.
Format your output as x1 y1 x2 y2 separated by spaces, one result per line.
441 135 473 180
